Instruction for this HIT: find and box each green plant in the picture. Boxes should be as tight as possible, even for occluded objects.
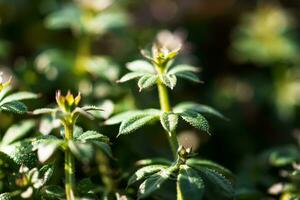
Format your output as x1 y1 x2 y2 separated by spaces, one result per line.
107 31 234 199
267 143 300 199
32 91 111 200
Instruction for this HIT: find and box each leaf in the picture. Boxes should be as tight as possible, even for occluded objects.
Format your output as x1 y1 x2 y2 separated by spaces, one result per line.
168 64 199 75
176 71 202 83
118 113 159 136
37 142 61 163
126 60 155 73
160 112 178 133
138 75 158 91
138 169 172 199
160 74 177 89
39 164 55 185
136 158 172 166
0 193 12 200
68 140 93 163
269 146 300 166
117 72 147 83
0 101 27 114
177 165 205 200
0 92 38 106
105 110 142 125
76 130 109 143
41 185 65 199
196 168 234 199
173 102 227 120
81 105 103 112
180 111 210 134
32 108 57 115
128 165 167 186
45 5 80 31
2 120 35 145
187 159 234 181
88 11 128 34
32 135 64 163
0 139 38 168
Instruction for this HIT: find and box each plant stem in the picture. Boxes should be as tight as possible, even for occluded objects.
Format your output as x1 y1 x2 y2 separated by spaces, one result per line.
157 80 179 159
64 122 76 200
74 34 91 75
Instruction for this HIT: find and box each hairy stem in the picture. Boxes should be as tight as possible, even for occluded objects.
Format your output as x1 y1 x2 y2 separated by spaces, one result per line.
64 122 76 200
157 80 179 159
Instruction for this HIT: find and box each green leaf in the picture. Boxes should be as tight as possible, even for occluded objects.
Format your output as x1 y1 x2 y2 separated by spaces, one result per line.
76 130 109 143
68 140 93 163
174 102 227 120
105 110 142 125
45 5 80 31
0 101 27 114
160 112 178 133
196 168 234 199
0 193 12 200
32 136 64 163
126 60 155 73
136 158 172 166
32 108 57 115
118 113 159 136
160 74 177 89
117 72 147 83
177 165 205 200
0 92 37 106
2 120 35 145
138 75 158 91
138 169 172 199
1 139 38 168
41 185 65 199
88 11 128 34
180 111 210 134
168 64 199 75
269 146 300 166
187 159 234 181
128 165 167 186
39 164 55 185
176 71 201 83
81 105 103 112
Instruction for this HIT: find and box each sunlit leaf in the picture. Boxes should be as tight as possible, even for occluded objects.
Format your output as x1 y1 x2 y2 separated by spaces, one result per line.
2 120 35 145
138 75 158 91
126 60 155 73
128 165 167 186
138 169 172 199
160 112 178 133
180 111 210 134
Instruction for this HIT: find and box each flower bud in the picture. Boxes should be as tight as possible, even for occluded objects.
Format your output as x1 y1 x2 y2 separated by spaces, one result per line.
0 72 12 92
56 90 81 113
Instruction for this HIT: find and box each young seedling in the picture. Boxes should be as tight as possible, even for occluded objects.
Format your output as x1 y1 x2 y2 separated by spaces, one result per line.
33 91 111 200
107 31 234 199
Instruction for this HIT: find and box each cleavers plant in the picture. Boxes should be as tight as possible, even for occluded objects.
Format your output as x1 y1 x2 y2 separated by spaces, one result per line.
32 91 111 199
107 31 234 199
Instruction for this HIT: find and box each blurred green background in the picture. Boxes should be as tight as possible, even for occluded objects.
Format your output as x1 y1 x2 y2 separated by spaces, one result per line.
1 0 300 198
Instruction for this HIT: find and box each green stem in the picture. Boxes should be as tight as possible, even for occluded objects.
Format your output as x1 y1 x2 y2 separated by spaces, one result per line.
157 80 179 159
64 123 75 200
74 34 91 74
